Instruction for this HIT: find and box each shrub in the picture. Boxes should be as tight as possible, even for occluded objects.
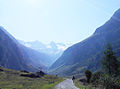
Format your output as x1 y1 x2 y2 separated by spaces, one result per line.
91 71 102 84
85 70 92 83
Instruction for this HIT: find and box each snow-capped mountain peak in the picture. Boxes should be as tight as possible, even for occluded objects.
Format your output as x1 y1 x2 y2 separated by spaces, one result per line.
18 40 72 62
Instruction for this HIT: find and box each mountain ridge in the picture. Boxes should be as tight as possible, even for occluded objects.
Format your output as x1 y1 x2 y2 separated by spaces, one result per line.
49 8 120 77
0 27 51 72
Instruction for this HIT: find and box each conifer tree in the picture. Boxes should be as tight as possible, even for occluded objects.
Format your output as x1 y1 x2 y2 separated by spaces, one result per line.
85 70 92 83
101 44 119 76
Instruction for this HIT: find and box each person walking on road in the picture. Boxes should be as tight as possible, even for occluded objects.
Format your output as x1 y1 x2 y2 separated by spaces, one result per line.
72 76 75 83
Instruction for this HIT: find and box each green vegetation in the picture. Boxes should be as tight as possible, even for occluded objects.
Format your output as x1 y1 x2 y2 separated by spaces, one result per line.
95 44 120 89
101 44 119 77
0 67 64 89
74 44 120 89
74 79 93 89
85 70 92 83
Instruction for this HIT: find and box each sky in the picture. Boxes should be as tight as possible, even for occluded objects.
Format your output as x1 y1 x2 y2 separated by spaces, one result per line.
0 0 120 44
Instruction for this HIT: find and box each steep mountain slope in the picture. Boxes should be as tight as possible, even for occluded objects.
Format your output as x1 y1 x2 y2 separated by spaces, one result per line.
49 9 120 77
0 27 33 71
0 27 51 71
21 46 52 68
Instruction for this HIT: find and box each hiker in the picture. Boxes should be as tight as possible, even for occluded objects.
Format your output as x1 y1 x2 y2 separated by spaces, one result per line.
72 76 75 82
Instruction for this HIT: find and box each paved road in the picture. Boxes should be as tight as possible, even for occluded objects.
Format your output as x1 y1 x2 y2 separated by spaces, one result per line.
54 79 80 89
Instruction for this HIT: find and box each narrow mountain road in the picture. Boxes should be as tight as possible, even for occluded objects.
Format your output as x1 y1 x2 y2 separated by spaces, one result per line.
54 79 80 89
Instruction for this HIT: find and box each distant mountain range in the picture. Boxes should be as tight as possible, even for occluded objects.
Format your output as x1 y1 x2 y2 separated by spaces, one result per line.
49 8 120 77
19 40 72 64
0 27 52 72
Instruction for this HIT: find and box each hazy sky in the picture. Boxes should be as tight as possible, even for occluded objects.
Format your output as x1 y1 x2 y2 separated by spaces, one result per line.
0 0 120 43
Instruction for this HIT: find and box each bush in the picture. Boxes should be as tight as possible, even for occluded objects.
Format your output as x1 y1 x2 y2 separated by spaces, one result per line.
99 74 120 89
91 71 102 84
85 70 92 83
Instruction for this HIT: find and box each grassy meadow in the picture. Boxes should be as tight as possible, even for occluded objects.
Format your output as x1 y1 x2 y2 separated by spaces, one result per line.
0 67 64 89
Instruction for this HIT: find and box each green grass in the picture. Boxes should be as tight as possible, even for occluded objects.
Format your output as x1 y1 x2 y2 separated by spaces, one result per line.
0 67 64 89
74 79 94 89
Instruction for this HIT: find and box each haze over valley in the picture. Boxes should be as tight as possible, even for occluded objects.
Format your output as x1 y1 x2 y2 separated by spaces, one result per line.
1 0 120 89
